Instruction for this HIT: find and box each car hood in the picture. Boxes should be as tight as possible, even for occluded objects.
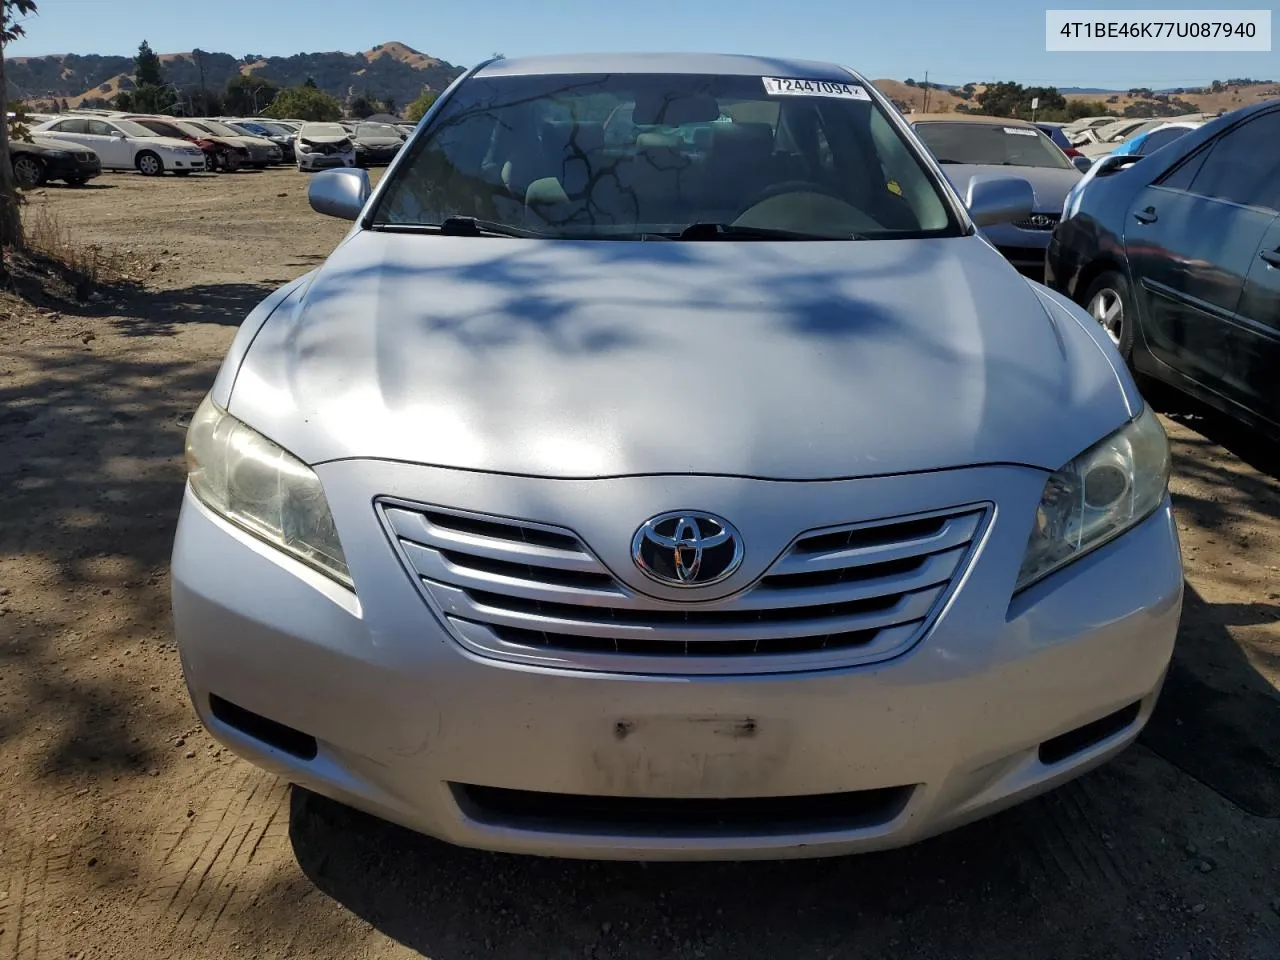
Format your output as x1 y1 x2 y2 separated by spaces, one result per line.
939 163 1081 213
356 136 403 147
145 136 197 150
28 135 89 153
300 134 351 146
226 232 1135 479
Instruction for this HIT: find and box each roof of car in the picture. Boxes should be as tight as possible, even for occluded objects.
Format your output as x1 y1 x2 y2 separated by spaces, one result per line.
473 52 860 82
906 113 1038 127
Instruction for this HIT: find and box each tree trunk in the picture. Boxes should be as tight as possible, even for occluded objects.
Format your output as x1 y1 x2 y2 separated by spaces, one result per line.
0 42 23 253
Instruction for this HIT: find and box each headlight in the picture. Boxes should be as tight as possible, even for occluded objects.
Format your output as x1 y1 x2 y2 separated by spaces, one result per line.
185 394 352 587
1016 405 1170 591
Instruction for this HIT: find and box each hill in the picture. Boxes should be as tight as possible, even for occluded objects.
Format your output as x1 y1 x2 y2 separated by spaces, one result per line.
7 42 464 113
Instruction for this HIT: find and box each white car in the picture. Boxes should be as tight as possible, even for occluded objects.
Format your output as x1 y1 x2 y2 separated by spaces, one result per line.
295 122 357 172
33 116 206 176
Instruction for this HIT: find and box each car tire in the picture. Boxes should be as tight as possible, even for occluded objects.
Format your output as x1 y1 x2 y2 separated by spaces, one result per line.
12 154 45 189
1081 270 1136 362
136 151 163 177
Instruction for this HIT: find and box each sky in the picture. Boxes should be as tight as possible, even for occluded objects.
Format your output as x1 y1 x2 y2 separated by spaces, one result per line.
9 0 1280 89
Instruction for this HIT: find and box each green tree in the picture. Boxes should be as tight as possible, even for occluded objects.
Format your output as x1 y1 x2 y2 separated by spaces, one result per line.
263 85 341 121
135 39 163 87
0 0 39 251
303 76 317 89
405 88 438 122
225 73 279 114
976 81 1066 119
349 94 375 117
121 39 175 114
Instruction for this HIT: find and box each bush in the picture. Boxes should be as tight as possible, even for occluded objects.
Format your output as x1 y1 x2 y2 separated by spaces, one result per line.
263 85 342 122
404 89 438 122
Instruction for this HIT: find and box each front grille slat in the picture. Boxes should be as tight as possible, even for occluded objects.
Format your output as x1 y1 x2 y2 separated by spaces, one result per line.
774 513 980 574
378 499 988 675
431 582 942 642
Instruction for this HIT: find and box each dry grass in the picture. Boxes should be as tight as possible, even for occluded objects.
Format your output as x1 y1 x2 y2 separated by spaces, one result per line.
21 199 136 289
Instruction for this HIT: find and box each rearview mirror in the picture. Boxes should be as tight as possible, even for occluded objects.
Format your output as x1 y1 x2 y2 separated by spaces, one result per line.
1071 155 1093 173
308 167 372 221
964 174 1035 227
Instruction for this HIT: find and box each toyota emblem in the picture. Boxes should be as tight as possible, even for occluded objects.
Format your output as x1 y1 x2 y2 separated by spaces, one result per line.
632 512 744 587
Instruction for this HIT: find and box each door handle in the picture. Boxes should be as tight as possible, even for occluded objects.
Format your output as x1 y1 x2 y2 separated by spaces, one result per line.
1133 207 1158 224
1261 249 1280 268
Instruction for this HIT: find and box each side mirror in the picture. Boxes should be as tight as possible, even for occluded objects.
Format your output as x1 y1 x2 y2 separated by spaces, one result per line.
1071 155 1093 172
964 174 1035 227
114 131 128 139
308 167 372 221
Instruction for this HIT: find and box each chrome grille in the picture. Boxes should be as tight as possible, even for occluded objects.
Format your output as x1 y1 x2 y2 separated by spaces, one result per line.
378 499 988 676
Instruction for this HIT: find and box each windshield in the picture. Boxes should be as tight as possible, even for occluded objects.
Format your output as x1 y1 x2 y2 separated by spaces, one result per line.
302 123 349 139
370 72 959 240
356 123 400 138
172 120 211 139
114 119 161 138
233 121 268 135
258 121 290 136
913 122 1073 169
197 120 244 137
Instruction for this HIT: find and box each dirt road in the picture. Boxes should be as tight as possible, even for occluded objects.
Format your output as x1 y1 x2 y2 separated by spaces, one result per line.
2 170 1278 960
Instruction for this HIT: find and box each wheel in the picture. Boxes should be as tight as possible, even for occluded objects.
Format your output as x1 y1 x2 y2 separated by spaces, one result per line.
12 154 45 189
1081 270 1136 361
136 151 163 177
174 170 191 177
63 176 89 187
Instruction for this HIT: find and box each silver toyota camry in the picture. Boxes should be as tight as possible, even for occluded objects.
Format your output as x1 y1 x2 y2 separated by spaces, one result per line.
172 53 1183 860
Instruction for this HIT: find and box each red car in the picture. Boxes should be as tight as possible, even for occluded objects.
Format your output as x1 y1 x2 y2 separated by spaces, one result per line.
126 115 251 172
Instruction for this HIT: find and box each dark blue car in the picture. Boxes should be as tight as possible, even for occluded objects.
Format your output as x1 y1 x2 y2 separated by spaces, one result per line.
1046 100 1280 437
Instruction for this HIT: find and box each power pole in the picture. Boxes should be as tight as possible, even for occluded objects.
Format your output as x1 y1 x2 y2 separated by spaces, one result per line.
922 71 930 113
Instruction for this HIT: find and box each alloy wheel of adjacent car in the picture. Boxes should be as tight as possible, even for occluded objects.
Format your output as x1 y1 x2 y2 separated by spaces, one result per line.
1082 271 1136 361
136 151 163 177
12 155 45 189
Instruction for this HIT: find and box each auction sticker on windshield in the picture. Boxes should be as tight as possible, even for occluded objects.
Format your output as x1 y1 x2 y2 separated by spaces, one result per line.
762 77 871 100
1003 127 1039 136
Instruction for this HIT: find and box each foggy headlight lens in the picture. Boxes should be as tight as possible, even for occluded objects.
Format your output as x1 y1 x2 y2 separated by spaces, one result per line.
1016 405 1170 591
185 394 351 587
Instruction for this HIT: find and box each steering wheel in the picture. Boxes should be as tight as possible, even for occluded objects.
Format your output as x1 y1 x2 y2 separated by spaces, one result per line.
734 180 844 220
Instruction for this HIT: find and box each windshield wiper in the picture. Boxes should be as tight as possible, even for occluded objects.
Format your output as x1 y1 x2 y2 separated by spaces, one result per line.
370 217 545 238
668 222 866 241
438 217 545 238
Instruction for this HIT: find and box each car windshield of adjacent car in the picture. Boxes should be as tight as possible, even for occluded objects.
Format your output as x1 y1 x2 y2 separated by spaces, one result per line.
302 123 349 139
370 71 961 240
197 120 243 137
111 119 161 138
235 121 270 135
171 120 211 139
356 123 401 139
913 121 1073 170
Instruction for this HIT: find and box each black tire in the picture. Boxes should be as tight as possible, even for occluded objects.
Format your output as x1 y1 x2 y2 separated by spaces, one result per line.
12 154 45 189
214 151 230 172
1081 270 1136 362
136 151 163 177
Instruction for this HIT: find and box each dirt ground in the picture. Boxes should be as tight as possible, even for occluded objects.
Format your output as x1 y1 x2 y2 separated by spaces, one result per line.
1 169 1278 960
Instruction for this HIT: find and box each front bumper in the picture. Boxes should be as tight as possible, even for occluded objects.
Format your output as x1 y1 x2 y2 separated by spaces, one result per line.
297 153 355 171
45 154 101 181
172 462 1182 860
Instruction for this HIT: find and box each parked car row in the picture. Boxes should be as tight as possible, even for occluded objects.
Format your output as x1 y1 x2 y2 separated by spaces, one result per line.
10 109 413 185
